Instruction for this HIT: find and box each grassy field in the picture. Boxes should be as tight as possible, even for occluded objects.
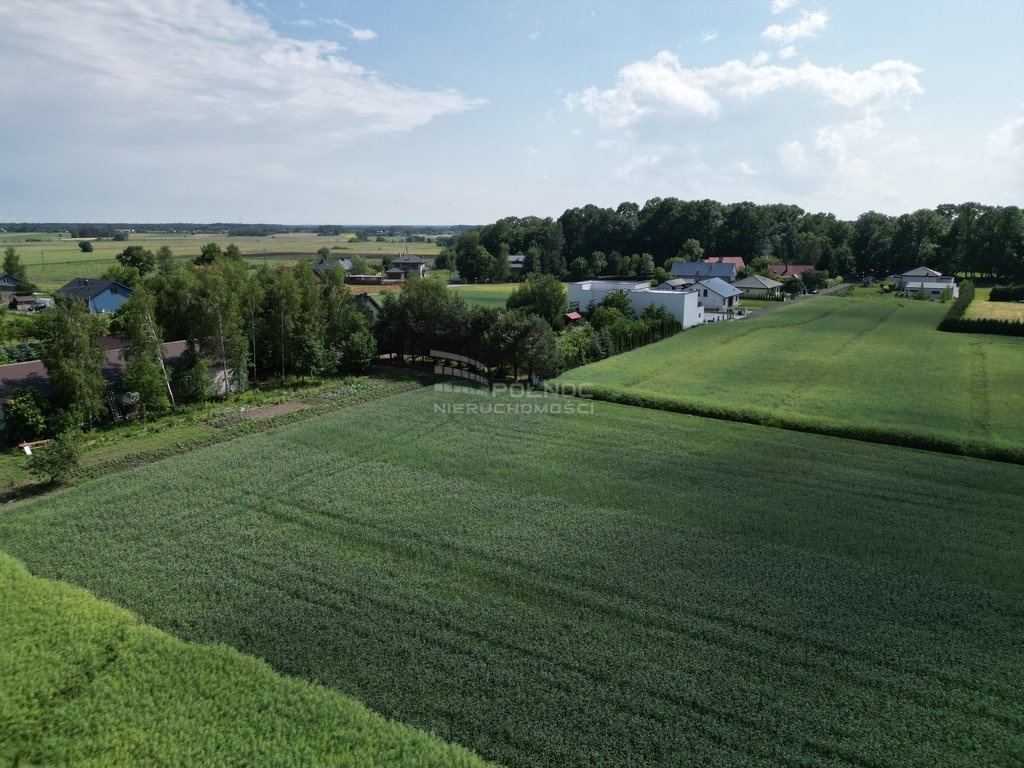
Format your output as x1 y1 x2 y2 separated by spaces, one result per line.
0 232 440 291
0 551 491 767
1 387 1021 767
449 283 520 308
556 296 1024 460
965 287 1024 322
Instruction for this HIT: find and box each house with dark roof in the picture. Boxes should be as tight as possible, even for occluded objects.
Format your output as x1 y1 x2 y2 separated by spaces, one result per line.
669 261 737 283
0 339 188 435
56 278 133 314
391 254 427 278
310 256 354 275
384 266 406 280
733 274 783 299
0 273 21 302
692 277 742 313
890 266 959 298
353 293 382 321
656 277 697 291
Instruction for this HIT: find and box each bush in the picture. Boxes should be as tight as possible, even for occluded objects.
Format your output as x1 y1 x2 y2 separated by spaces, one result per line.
26 430 81 485
4 387 48 444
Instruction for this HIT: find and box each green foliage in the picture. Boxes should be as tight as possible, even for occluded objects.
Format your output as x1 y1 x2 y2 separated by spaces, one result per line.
506 273 567 330
194 241 223 265
25 429 81 485
2 391 1022 767
122 356 171 417
349 255 373 275
675 238 704 261
78 239 93 253
170 345 211 404
0 552 494 768
557 296 1024 460
101 263 142 288
34 296 108 428
112 230 129 241
3 246 27 284
938 281 1024 336
116 244 156 275
3 387 48 444
989 284 1024 302
339 327 377 374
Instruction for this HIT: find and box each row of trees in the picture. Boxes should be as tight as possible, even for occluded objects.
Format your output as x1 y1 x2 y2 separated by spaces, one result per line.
444 200 1024 283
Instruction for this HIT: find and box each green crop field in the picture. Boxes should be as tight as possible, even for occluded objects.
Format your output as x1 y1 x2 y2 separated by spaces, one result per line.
449 283 520 307
0 551 491 767
0 231 440 291
2 388 1021 767
556 296 1024 460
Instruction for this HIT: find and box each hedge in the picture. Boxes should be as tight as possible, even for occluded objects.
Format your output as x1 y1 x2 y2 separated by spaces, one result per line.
938 280 1024 336
990 284 1024 302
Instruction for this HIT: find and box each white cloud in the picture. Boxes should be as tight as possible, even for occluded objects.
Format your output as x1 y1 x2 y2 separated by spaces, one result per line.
738 161 756 175
700 31 718 43
988 116 1024 159
815 111 884 162
615 154 661 178
771 0 799 13
321 17 378 41
530 31 541 41
752 51 773 66
778 46 797 60
778 140 808 170
566 51 923 127
595 138 626 150
0 0 477 157
526 146 540 156
762 10 828 44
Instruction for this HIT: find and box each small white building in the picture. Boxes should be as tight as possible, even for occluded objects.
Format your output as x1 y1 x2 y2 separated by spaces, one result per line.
567 280 704 329
692 277 742 313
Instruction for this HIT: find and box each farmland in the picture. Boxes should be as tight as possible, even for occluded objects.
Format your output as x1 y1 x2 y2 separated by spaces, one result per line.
555 296 1024 460
1 387 1022 767
0 551 492 767
0 231 440 290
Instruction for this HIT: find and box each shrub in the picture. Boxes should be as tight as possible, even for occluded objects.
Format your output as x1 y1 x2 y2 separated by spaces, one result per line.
990 284 1024 302
4 387 48 444
26 430 81 485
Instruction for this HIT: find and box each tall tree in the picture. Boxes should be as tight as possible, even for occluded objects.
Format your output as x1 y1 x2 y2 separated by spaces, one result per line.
3 247 27 283
35 296 107 428
116 245 156 276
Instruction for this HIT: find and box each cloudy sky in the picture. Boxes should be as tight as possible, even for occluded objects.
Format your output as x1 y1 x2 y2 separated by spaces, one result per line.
1 0 1022 223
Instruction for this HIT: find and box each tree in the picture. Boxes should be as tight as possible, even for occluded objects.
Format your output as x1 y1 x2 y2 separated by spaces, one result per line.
116 245 156 276
455 241 496 283
676 238 704 262
155 245 175 274
316 246 331 258
112 230 129 241
35 296 107 428
78 240 94 253
801 268 828 291
101 264 142 289
26 430 81 486
194 242 223 265
112 290 172 415
223 243 244 261
340 326 377 373
170 345 210 404
4 387 48 444
3 247 27 284
349 255 373 275
506 274 567 330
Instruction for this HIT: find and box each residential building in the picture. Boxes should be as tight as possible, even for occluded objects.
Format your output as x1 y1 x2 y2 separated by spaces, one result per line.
566 280 704 329
56 278 133 314
392 255 427 278
733 274 784 299
669 261 737 283
692 277 742 313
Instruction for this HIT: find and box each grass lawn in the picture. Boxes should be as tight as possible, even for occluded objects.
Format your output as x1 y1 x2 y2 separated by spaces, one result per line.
965 287 1024 322
555 296 1024 460
2 387 1021 768
448 283 520 308
0 551 491 767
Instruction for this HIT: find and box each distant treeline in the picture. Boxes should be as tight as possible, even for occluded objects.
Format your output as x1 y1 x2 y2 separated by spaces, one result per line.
445 200 1024 283
0 223 475 239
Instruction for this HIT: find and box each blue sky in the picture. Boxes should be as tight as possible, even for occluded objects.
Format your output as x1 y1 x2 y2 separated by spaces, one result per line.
1 0 1021 223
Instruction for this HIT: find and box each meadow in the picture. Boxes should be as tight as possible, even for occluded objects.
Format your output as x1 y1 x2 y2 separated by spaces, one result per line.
0 231 440 290
1 387 1021 767
0 551 492 767
556 296 1024 461
448 283 520 307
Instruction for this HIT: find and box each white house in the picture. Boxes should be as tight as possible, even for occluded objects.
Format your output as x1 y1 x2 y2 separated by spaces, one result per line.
692 277 742 313
567 280 704 329
890 266 959 298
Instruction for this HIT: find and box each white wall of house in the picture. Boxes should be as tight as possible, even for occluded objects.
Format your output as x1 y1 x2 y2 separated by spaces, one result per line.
693 285 739 312
567 281 704 328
